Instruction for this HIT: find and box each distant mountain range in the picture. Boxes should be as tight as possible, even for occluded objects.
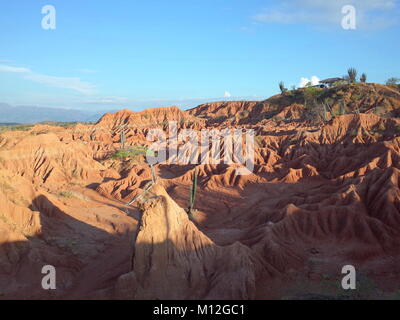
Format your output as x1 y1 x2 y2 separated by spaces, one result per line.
0 103 110 124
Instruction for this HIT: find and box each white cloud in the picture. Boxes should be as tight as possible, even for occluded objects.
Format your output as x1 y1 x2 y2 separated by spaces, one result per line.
0 65 30 73
224 91 232 98
84 97 129 104
0 63 97 95
24 73 97 95
254 0 399 29
299 76 320 88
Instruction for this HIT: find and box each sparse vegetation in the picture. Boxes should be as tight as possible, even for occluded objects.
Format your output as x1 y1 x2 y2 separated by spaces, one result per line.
279 81 288 94
360 73 367 83
333 80 348 86
120 127 126 150
0 121 84 133
0 124 34 132
110 146 154 160
59 191 74 199
110 150 135 160
187 167 198 218
58 191 89 201
321 103 329 122
303 105 327 124
342 75 350 83
286 88 303 100
40 121 83 128
303 87 321 109
286 91 295 98
386 77 400 86
280 78 400 119
347 68 358 83
339 101 346 115
320 97 336 120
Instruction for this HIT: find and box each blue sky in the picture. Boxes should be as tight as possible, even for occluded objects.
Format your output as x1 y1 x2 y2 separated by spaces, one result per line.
0 0 399 111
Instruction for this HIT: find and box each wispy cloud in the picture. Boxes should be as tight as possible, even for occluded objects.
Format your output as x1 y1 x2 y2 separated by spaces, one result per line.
0 59 14 63
254 0 399 29
0 64 97 95
24 73 97 95
84 97 129 104
0 65 30 73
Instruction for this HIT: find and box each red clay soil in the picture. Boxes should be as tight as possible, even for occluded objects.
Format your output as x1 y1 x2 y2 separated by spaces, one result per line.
1 84 400 300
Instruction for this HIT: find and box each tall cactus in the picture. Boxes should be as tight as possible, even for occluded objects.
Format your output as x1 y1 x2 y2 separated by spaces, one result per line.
188 167 198 217
322 103 328 122
150 164 157 183
120 127 126 150
339 101 346 116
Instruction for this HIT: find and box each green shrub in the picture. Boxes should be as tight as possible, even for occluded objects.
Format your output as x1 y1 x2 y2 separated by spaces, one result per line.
0 124 34 132
0 122 82 133
304 87 321 98
110 146 155 160
303 87 322 109
59 191 74 198
287 91 295 98
110 150 130 159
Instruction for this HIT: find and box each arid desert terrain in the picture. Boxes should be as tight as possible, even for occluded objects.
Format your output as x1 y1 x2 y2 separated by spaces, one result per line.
1 83 400 300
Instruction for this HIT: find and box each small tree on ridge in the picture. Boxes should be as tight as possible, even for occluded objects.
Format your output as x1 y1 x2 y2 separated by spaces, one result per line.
360 73 367 83
348 68 358 83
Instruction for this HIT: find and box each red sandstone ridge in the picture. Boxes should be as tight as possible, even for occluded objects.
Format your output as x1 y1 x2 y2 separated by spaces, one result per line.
97 106 203 129
1 83 400 300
